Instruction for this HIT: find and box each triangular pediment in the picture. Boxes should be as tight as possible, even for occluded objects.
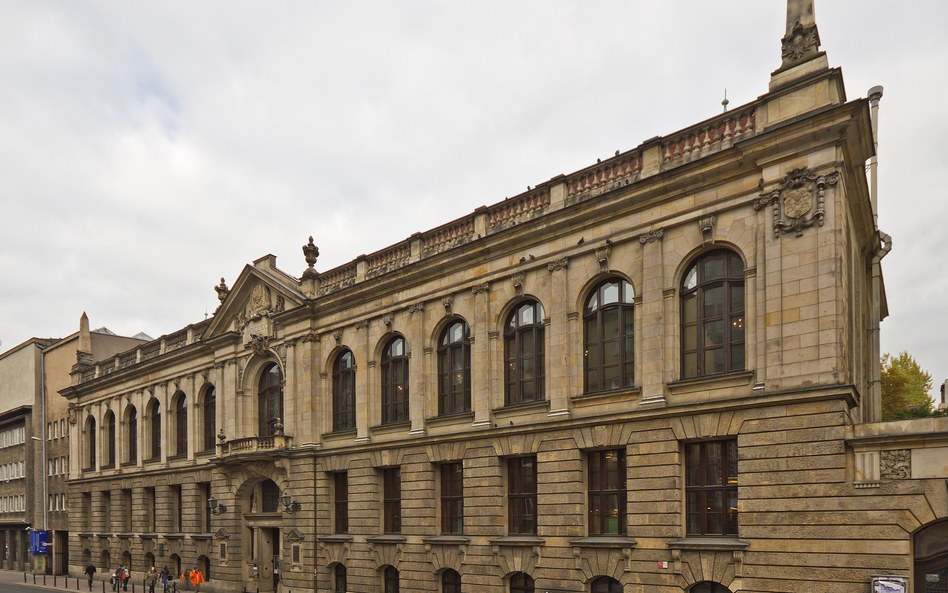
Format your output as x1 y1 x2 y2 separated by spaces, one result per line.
204 264 305 340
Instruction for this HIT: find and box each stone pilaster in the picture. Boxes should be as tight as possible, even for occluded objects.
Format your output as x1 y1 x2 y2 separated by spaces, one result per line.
471 282 491 428
547 258 570 417
408 304 427 435
355 321 370 443
639 231 666 403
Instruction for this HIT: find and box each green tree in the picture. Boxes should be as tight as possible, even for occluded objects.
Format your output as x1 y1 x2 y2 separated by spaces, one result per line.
881 351 934 420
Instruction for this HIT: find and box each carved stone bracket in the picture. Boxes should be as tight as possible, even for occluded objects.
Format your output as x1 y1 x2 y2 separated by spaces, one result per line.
699 215 716 245
67 403 78 425
881 449 911 480
510 273 525 297
758 168 839 238
382 313 394 329
595 246 611 273
471 282 490 296
354 320 369 331
638 229 664 244
547 258 568 273
247 335 271 357
442 296 454 315
301 332 320 344
408 302 425 315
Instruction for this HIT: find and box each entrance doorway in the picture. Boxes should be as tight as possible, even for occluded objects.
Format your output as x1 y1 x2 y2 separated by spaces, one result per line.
256 528 280 592
915 521 948 593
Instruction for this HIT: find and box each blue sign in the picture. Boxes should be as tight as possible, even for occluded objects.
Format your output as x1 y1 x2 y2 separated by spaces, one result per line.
29 530 49 555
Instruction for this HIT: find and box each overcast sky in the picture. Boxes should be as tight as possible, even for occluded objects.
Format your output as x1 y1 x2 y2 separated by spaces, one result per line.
1 1 946 397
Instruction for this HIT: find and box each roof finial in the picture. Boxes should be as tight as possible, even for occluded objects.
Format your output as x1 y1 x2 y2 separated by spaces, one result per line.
770 0 828 90
722 88 729 113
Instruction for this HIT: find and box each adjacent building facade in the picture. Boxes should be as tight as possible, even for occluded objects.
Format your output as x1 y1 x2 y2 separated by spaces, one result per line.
62 3 948 593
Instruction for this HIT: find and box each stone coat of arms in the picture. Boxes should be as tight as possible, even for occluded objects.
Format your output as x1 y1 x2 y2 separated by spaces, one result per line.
754 167 839 238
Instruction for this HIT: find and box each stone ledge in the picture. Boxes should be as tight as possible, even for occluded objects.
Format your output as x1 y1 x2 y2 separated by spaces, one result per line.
571 387 641 408
190 534 213 541
366 535 407 544
666 370 755 395
492 400 550 418
426 412 474 427
568 536 637 549
318 534 353 543
489 536 545 546
370 421 411 436
666 537 749 551
422 535 470 545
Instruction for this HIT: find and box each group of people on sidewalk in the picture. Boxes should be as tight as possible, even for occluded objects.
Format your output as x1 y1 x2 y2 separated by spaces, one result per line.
84 562 205 593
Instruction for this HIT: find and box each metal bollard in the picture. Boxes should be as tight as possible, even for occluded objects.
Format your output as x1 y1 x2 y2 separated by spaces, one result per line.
45 574 48 585
55 574 58 587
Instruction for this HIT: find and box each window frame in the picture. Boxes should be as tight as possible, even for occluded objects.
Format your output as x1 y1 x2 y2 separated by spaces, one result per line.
384 566 399 593
680 250 745 379
380 336 410 425
333 472 349 534
383 467 402 534
148 400 161 461
174 393 188 457
504 301 546 406
257 363 284 437
104 411 116 467
333 565 347 593
127 407 138 464
507 456 538 535
685 439 739 537
437 320 471 416
203 386 217 452
509 572 535 593
441 569 461 593
333 350 356 432
440 462 464 535
587 449 627 536
583 279 635 394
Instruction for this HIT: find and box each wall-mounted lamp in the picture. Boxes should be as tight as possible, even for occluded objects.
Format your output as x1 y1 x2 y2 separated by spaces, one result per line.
207 496 226 515
281 493 301 514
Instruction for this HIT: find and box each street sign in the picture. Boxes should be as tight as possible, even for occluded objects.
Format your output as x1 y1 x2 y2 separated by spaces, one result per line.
29 530 49 555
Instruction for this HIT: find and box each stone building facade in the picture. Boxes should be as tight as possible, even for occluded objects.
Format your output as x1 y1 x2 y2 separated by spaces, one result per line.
62 3 948 593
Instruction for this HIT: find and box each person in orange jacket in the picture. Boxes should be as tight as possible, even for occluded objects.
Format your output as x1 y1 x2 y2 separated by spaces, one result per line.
190 567 205 592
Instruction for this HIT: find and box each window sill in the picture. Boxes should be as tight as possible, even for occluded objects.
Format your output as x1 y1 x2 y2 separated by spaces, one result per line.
321 429 357 442
95 533 112 539
366 535 407 544
666 537 749 551
164 533 186 540
569 536 637 549
422 535 470 545
190 534 213 541
197 449 215 458
101 463 115 470
116 533 134 539
489 536 545 546
666 370 754 395
571 387 641 408
139 533 158 540
318 534 353 543
370 421 411 436
78 533 94 539
168 454 187 461
427 412 474 427
144 456 160 464
492 400 550 418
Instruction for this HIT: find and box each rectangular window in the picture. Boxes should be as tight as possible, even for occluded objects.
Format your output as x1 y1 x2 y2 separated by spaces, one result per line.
507 456 538 535
440 462 464 535
145 487 156 532
685 440 738 536
172 485 183 532
334 473 349 534
103 491 112 530
122 490 133 532
383 468 401 534
200 483 212 533
588 449 627 535
83 493 92 531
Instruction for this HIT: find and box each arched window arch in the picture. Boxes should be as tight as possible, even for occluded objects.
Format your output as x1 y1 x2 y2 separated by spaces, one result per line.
144 552 155 571
169 554 181 578
100 550 110 572
104 411 116 467
591 576 623 593
333 564 347 593
689 583 732 593
258 363 283 436
510 572 535 593
333 351 356 431
438 320 471 416
203 386 216 452
84 417 96 470
174 393 187 457
147 400 161 461
505 301 545 406
680 249 745 379
384 566 399 593
381 337 409 425
126 406 138 464
915 521 948 592
198 555 210 580
584 279 635 393
261 479 280 513
441 569 461 593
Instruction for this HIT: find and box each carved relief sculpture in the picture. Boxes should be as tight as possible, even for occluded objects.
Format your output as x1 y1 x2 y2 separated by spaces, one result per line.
510 273 525 297
547 258 568 273
302 236 320 278
880 449 911 480
595 246 611 273
699 215 716 245
756 167 839 238
248 283 272 318
638 229 664 244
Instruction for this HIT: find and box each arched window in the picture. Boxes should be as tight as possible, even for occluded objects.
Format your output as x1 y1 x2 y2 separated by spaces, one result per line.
144 552 155 571
127 407 138 464
915 521 948 592
442 569 461 593
261 479 280 513
504 301 545 406
591 576 623 593
438 320 471 416
690 583 732 593
203 386 217 452
100 550 110 572
333 351 356 431
333 564 347 593
169 554 181 578
510 572 534 593
381 337 409 425
84 417 96 470
104 411 116 467
258 363 284 436
584 279 635 393
198 555 210 581
174 393 187 456
121 551 131 570
384 566 399 593
148 400 161 460
680 249 745 379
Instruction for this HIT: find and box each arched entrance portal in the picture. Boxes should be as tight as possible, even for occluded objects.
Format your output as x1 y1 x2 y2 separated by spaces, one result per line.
241 478 286 593
916 521 948 592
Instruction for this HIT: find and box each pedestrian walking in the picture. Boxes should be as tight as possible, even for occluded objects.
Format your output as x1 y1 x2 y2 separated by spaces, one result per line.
189 568 205 593
112 567 123 592
84 561 97 591
144 567 159 593
159 565 171 593
121 565 131 592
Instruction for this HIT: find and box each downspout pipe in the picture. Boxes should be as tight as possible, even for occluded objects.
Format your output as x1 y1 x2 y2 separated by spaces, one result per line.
867 85 888 423
39 342 48 533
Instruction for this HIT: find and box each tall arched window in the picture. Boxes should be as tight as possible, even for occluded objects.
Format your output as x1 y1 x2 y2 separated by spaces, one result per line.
438 320 471 416
915 521 948 592
381 337 409 425
258 363 284 436
441 569 461 593
680 250 745 379
333 351 356 431
505 301 545 406
203 386 216 452
127 407 137 464
104 411 116 467
174 393 188 456
148 400 161 460
591 577 623 593
510 573 534 593
261 479 281 513
584 279 635 393
84 417 96 470
333 565 347 593
384 566 399 593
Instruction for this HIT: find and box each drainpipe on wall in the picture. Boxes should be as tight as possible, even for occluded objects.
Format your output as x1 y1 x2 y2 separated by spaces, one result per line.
867 85 890 423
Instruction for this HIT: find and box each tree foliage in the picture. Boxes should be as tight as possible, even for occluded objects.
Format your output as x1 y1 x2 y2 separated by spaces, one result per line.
881 351 934 420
